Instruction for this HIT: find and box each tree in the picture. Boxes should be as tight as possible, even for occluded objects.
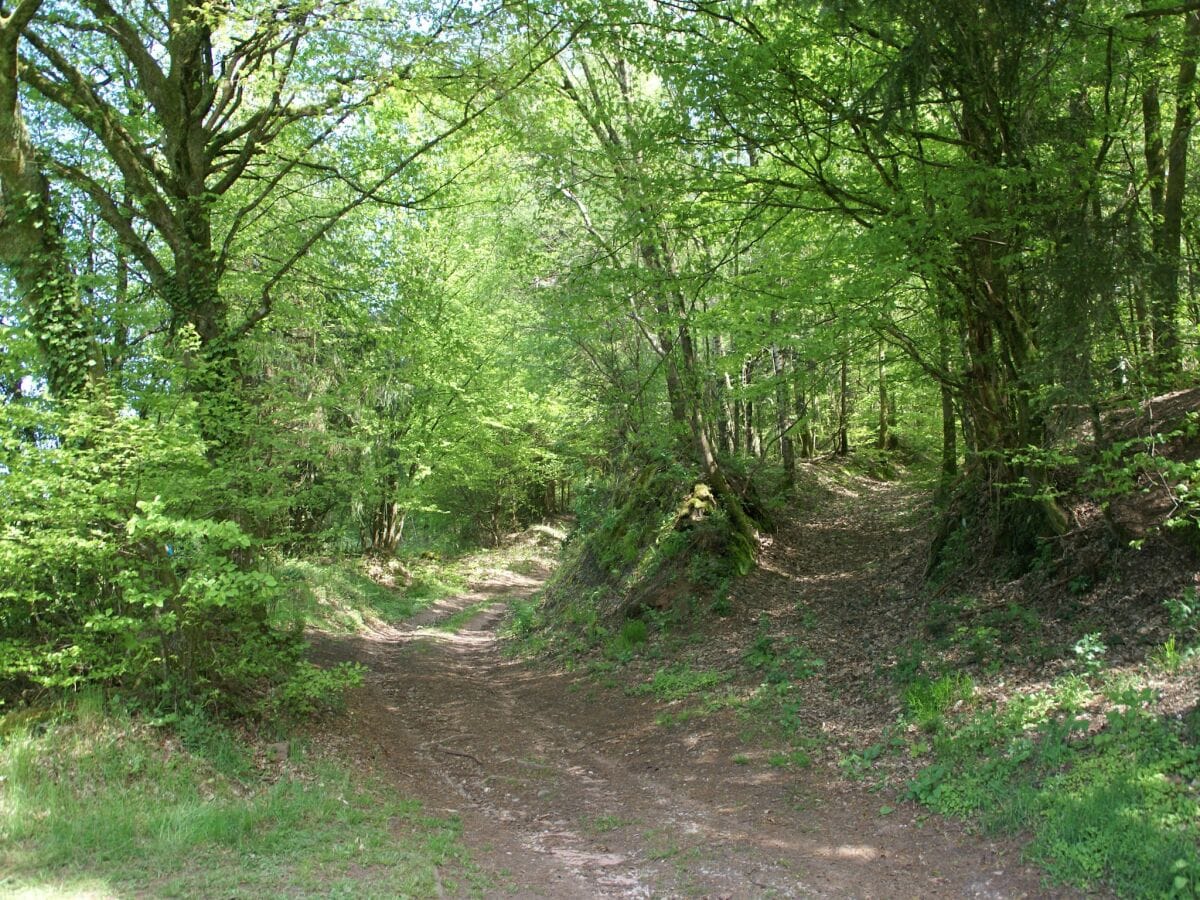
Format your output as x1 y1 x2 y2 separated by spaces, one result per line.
654 0 1145 552
0 0 100 397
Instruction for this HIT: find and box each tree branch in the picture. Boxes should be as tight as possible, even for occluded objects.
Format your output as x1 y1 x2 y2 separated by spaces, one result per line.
1127 2 1200 19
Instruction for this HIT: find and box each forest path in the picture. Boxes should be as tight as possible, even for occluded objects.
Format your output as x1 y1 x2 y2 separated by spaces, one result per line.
312 480 1077 898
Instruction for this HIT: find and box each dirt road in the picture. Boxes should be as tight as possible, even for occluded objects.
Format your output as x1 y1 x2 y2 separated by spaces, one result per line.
312 529 1075 898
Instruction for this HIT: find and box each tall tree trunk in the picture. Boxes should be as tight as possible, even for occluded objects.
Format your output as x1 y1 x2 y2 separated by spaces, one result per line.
793 355 814 459
712 335 733 455
937 317 958 484
1142 12 1200 384
366 490 406 556
742 356 760 457
732 391 743 455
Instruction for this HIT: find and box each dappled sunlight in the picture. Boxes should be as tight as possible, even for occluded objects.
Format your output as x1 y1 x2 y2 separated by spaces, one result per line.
815 843 883 861
10 0 1199 897
3 877 123 899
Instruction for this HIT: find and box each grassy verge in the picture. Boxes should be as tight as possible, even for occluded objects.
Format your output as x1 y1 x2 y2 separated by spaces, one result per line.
0 702 477 898
899 669 1200 898
841 590 1200 898
275 557 466 633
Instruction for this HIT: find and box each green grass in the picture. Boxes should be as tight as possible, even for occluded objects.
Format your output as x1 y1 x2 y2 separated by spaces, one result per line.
904 673 1200 897
0 708 478 898
903 672 975 733
767 749 812 768
275 558 463 632
434 599 499 633
582 813 633 834
628 663 730 702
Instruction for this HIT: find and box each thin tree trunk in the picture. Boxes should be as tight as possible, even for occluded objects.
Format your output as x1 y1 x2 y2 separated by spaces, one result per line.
836 351 850 456
937 317 958 483
770 340 795 487
743 357 759 457
1142 12 1200 383
876 341 890 451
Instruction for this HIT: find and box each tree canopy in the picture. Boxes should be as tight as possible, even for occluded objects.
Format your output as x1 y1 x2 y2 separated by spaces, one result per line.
3 0 1199 711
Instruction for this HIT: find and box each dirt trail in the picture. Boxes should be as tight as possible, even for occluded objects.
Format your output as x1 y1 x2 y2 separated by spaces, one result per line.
313 482 1079 898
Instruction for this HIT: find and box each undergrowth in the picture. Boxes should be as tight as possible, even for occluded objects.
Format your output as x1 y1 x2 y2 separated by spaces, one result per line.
899 671 1200 897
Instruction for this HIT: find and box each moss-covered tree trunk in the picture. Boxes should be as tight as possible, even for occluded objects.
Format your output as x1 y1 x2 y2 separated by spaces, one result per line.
0 0 100 398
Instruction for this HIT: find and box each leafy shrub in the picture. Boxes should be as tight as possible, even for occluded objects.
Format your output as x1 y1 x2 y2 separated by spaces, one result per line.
1073 632 1108 676
504 599 540 638
0 394 315 718
1166 589 1200 642
267 661 365 720
1083 413 1200 541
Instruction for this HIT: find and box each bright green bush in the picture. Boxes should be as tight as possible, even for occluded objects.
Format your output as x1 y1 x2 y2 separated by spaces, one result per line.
0 393 322 718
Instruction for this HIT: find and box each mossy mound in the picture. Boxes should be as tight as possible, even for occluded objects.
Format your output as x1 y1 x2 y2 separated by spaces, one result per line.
542 465 754 627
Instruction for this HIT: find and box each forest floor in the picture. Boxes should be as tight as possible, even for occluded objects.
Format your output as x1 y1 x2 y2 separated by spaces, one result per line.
310 476 1088 899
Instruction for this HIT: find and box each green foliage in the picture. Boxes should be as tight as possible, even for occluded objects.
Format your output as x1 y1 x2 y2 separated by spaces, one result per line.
607 618 649 659
502 599 540 640
1073 632 1108 677
906 675 1200 897
1166 589 1200 642
1150 635 1186 674
1156 590 1200 672
629 664 730 702
268 662 365 720
0 395 324 718
740 681 809 740
1085 416 1200 541
767 749 812 769
742 616 824 684
840 741 891 782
